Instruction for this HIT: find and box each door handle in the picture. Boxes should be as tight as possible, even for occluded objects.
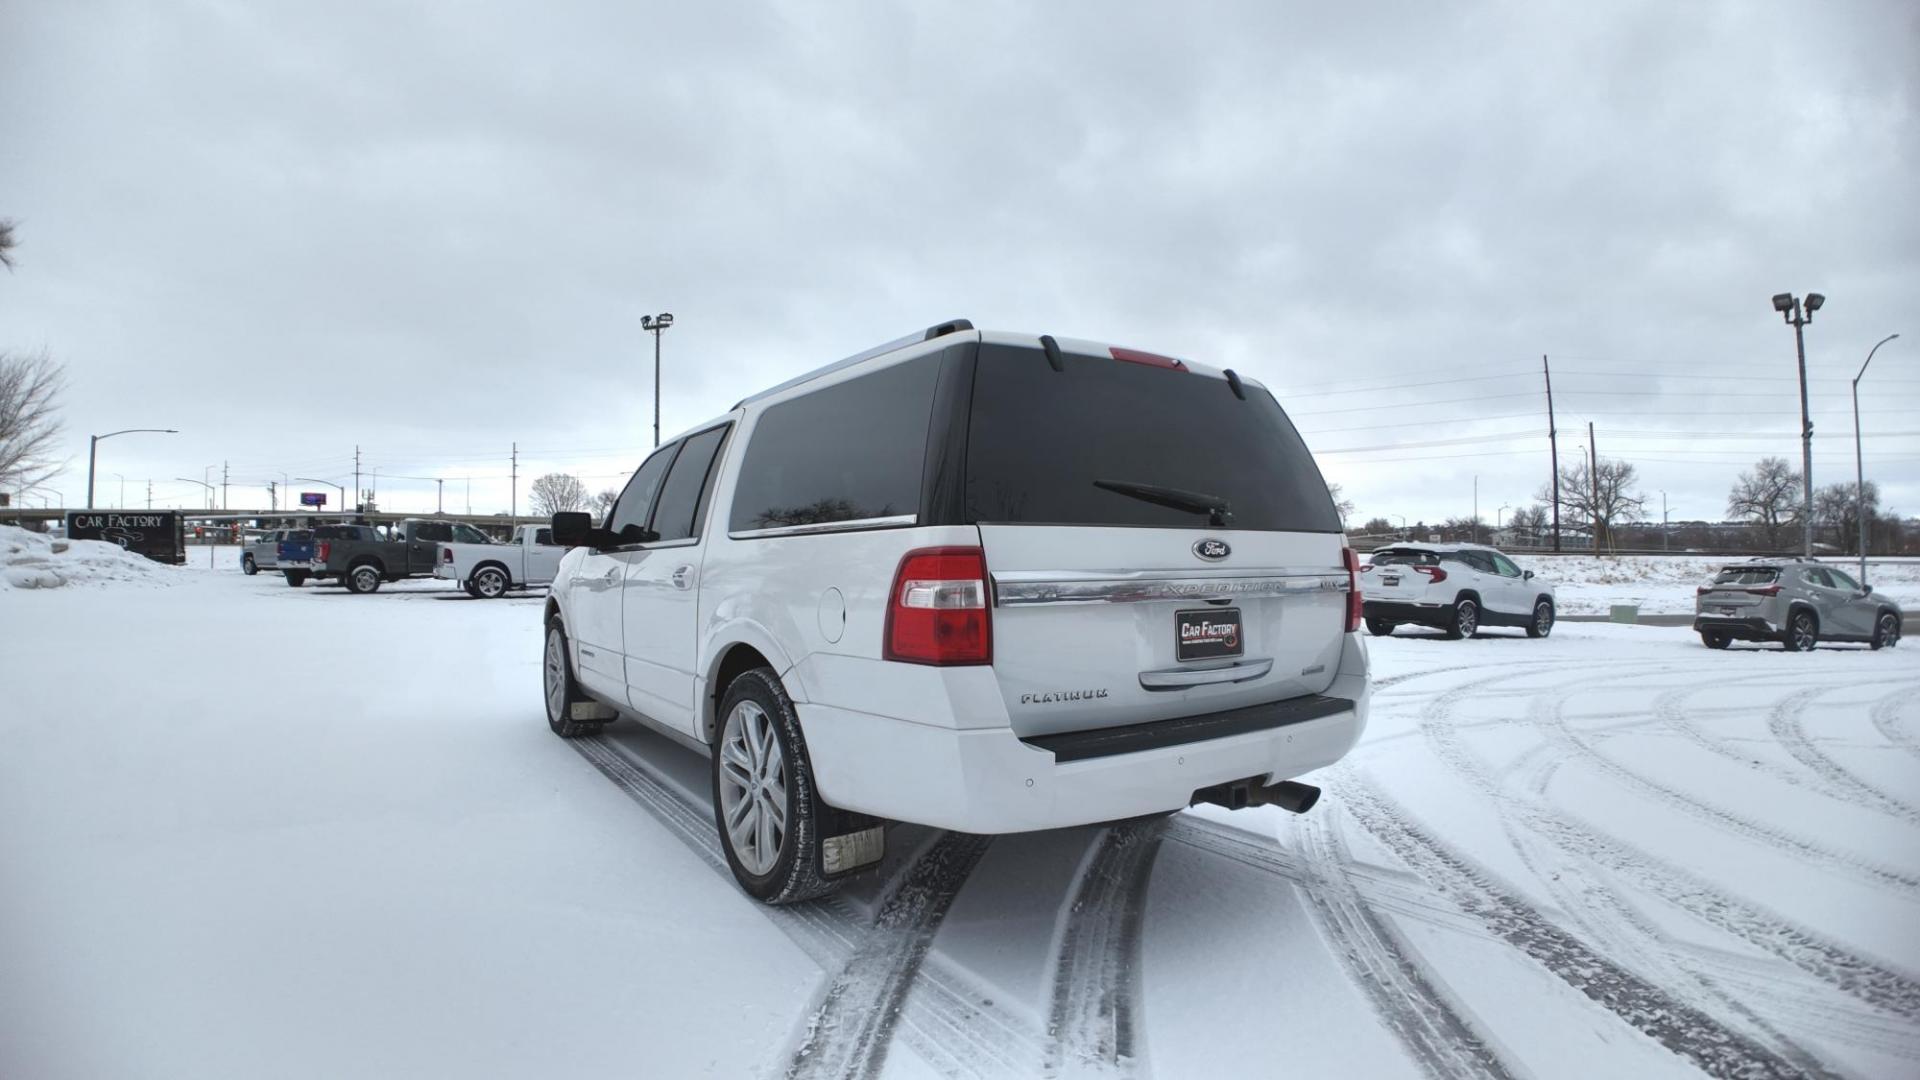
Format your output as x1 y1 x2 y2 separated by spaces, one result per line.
671 565 694 590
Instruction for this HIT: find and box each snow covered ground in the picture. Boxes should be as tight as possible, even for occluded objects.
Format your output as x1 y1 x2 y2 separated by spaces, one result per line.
2 539 1918 1078
1508 553 1920 616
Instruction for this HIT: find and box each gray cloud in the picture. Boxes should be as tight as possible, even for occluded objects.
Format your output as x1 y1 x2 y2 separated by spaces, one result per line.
3 0 1914 523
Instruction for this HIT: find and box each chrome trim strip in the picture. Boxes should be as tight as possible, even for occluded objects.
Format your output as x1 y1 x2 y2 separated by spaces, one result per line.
1139 657 1274 690
729 514 917 540
993 569 1349 607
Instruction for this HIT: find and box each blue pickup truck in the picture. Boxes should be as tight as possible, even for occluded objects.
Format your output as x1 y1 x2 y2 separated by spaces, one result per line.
275 524 379 587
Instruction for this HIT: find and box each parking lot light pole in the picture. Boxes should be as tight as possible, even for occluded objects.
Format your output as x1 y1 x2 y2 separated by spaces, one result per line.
641 312 674 447
87 428 177 508
1772 292 1823 557
1854 333 1899 585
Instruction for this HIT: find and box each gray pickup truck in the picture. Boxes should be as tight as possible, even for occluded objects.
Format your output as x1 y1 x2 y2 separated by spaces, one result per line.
283 518 494 593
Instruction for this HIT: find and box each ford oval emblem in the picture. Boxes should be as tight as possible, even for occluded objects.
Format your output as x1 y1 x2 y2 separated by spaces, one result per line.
1193 538 1230 561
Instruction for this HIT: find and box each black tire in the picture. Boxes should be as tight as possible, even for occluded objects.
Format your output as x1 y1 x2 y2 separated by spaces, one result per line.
542 619 603 738
1526 599 1555 639
1870 611 1901 651
1443 596 1479 639
471 564 510 599
463 581 481 599
1700 630 1731 650
1365 618 1396 637
1782 609 1817 652
711 668 836 905
241 554 258 576
284 570 308 588
345 562 383 595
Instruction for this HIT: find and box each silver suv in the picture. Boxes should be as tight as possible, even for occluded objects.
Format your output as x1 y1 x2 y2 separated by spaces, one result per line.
1694 558 1904 651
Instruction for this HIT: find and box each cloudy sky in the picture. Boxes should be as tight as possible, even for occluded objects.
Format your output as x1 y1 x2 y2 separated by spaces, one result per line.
3 0 1915 527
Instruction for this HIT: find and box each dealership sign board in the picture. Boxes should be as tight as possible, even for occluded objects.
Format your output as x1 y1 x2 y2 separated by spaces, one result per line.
300 492 327 507
64 511 188 565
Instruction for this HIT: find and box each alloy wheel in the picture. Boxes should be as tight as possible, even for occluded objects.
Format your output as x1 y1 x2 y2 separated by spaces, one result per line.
1880 613 1900 648
1791 614 1816 651
544 628 566 722
1534 603 1553 636
477 568 507 598
717 699 788 877
1458 601 1478 636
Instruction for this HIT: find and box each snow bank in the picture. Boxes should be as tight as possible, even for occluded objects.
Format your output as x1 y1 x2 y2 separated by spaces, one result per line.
0 525 175 590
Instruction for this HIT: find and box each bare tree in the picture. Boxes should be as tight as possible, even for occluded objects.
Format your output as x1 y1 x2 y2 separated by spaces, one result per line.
0 218 17 271
0 351 65 495
1327 482 1355 526
1727 457 1802 551
1509 505 1548 541
1814 480 1879 555
1443 515 1491 545
592 488 619 522
1538 457 1645 550
529 472 588 516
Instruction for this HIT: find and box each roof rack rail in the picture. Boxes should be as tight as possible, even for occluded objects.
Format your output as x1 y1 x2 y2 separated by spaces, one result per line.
733 319 975 409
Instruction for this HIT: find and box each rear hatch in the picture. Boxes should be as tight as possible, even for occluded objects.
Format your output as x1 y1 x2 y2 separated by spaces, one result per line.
1698 566 1778 614
962 339 1349 739
1361 547 1444 602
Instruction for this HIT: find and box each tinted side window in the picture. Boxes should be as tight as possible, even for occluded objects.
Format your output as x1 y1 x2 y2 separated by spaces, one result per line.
1803 568 1833 588
610 445 678 542
1827 568 1859 590
729 357 941 532
651 426 728 543
414 522 452 543
1491 552 1522 577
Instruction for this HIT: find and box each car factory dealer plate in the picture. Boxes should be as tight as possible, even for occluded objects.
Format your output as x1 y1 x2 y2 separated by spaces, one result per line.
1177 608 1243 661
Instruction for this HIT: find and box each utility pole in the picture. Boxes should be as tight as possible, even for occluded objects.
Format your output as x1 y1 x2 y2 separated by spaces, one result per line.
1543 356 1561 552
354 445 362 514
1472 475 1478 541
146 480 153 509
1662 491 1669 553
221 461 229 511
1853 333 1898 585
436 478 444 515
510 442 518 525
267 480 277 513
1588 422 1600 552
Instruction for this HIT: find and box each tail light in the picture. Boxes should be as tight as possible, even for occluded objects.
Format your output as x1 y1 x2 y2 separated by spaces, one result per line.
441 547 454 564
317 541 331 562
884 547 991 665
1343 547 1363 633
1415 565 1448 584
1697 586 1713 595
1750 584 1782 596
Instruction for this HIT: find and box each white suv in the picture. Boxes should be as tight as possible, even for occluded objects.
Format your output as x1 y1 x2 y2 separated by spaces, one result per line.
543 321 1371 903
1359 543 1556 639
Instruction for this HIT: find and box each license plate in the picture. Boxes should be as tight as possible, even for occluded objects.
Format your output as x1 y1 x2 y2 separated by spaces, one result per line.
1720 607 1737 615
1178 608 1243 661
1382 576 1401 586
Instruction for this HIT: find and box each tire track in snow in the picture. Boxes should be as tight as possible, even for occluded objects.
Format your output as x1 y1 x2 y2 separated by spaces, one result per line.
1416 670 1920 1027
1767 684 1920 826
1341 780 1812 1080
1517 670 1920 894
787 831 992 1080
1872 685 1920 760
1044 820 1165 1078
570 737 1032 1078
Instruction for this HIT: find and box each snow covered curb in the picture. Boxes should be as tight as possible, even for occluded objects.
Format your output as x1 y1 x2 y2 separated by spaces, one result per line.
0 525 176 590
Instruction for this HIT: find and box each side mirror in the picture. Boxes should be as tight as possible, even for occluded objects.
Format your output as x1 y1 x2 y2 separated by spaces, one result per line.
550 511 594 548
1524 570 1535 580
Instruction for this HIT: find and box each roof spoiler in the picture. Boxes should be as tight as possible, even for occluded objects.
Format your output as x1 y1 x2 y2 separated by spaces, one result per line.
734 319 974 409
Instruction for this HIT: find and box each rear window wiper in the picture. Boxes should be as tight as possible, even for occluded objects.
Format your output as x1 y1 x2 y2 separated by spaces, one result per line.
1093 479 1233 526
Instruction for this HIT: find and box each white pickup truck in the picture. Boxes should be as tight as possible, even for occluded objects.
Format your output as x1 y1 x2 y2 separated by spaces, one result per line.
435 523 567 598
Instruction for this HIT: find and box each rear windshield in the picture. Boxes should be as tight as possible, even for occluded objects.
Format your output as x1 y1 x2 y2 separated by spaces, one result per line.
1372 549 1440 566
1714 567 1779 585
962 345 1341 532
284 530 312 542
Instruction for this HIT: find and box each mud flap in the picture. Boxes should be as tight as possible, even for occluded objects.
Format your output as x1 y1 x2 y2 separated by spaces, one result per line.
816 799 887 878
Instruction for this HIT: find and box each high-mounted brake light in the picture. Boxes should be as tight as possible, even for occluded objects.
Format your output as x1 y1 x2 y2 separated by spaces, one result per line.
1109 346 1187 371
1415 565 1448 584
885 547 992 665
1343 547 1363 633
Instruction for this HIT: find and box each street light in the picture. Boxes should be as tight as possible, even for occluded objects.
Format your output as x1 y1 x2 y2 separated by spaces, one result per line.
294 477 348 514
641 311 674 448
112 473 125 509
87 428 178 508
1854 333 1899 585
173 477 215 510
1772 291 1823 557
1391 513 1406 539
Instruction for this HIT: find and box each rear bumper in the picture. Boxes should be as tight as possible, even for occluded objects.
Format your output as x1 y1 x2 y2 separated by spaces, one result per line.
433 564 460 580
1694 615 1781 640
798 635 1370 834
1363 599 1448 626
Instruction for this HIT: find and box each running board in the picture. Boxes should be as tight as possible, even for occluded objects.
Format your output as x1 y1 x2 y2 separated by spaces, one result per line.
1020 694 1355 764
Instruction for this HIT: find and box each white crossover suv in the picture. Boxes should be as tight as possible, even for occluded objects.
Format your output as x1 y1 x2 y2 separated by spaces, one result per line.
543 321 1371 903
1359 543 1556 639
